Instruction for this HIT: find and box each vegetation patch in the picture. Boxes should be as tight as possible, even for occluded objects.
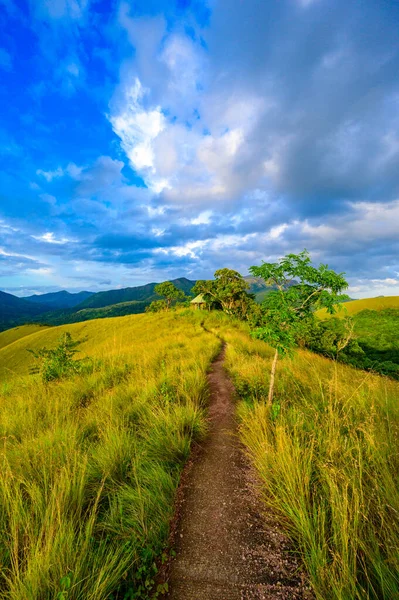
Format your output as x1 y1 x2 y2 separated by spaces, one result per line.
216 321 399 600
0 313 219 599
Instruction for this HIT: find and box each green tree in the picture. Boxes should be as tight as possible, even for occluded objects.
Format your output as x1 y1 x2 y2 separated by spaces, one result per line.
193 268 252 316
145 299 168 313
28 332 85 382
249 250 349 405
154 281 186 310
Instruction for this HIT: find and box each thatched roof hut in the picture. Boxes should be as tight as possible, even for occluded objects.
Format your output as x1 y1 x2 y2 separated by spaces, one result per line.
190 294 206 309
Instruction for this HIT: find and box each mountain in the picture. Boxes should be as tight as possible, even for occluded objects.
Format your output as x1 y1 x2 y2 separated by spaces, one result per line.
244 276 299 302
23 290 94 310
76 277 196 310
0 290 49 331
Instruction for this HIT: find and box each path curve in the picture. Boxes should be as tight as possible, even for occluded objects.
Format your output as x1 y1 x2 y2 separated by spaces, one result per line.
165 344 312 600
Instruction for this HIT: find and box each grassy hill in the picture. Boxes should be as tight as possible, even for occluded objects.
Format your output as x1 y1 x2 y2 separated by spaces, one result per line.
1 275 284 334
205 314 399 600
313 297 399 379
0 312 220 598
0 324 49 351
1 310 399 598
317 295 399 318
23 290 94 309
0 279 195 332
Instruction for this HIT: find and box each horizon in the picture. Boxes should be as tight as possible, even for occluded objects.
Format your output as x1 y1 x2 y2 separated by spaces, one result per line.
1 0 398 300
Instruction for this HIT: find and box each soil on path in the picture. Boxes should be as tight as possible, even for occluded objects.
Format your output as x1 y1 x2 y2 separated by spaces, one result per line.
165 345 312 600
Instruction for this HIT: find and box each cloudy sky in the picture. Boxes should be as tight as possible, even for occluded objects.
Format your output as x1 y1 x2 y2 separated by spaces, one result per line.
1 0 399 298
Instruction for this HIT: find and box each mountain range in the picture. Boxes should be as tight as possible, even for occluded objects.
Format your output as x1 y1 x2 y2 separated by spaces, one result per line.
0 276 281 332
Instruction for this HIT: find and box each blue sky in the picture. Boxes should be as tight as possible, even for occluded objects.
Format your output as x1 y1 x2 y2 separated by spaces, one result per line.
1 0 399 298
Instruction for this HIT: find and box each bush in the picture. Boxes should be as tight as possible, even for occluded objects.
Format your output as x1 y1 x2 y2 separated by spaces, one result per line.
28 332 86 382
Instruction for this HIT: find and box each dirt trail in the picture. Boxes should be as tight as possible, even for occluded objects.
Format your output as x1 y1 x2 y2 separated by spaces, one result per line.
165 345 311 600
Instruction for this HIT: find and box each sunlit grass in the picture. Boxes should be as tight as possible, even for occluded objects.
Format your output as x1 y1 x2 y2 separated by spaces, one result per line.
217 322 399 599
0 312 220 599
316 295 399 319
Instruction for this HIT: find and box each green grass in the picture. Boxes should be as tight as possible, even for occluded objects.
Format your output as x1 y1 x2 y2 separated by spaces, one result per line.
0 311 220 599
212 320 399 599
317 295 399 319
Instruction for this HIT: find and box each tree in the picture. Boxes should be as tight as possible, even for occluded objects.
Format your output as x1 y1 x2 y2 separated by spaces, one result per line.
249 250 349 406
145 299 168 313
193 268 253 316
154 281 186 310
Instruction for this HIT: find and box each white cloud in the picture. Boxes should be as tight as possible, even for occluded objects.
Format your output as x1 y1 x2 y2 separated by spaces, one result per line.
109 13 267 204
110 77 168 192
32 232 71 244
36 167 64 181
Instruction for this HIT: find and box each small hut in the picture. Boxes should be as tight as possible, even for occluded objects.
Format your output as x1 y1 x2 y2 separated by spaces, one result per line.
190 294 206 310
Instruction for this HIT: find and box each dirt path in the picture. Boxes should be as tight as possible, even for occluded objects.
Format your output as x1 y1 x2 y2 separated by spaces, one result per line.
165 345 312 600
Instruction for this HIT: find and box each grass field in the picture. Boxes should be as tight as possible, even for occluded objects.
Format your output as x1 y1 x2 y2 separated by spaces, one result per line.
0 312 220 599
0 324 49 351
211 319 399 600
317 295 399 319
2 309 399 599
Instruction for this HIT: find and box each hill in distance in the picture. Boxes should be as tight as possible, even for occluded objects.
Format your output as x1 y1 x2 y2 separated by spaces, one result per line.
23 290 94 310
1 274 303 332
316 295 399 319
77 277 196 310
0 290 49 331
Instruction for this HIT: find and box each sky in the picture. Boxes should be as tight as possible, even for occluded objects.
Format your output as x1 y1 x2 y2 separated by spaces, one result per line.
0 0 399 298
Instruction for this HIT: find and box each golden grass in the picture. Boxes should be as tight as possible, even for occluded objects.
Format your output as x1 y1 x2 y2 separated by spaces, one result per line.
214 320 399 599
0 324 49 351
0 311 221 599
317 295 399 319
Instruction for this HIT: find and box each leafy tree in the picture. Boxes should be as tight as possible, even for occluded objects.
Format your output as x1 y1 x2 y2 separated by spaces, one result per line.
193 268 253 316
154 281 186 310
249 250 349 405
145 299 168 313
28 332 85 382
304 316 362 359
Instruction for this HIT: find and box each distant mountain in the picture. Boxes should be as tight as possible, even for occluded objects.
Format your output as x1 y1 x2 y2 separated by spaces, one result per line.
76 277 196 310
23 290 94 310
244 276 299 302
1 275 286 333
0 290 48 331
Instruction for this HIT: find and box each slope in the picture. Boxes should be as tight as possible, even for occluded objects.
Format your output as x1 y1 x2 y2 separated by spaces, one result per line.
0 311 221 599
0 290 48 331
317 295 399 318
76 277 195 310
0 324 49 351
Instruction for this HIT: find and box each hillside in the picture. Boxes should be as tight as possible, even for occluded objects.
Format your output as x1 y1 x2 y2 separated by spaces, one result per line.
0 275 280 334
0 290 48 331
0 311 220 598
1 310 399 599
317 295 399 318
0 324 49 351
77 277 195 310
23 290 94 309
312 296 399 379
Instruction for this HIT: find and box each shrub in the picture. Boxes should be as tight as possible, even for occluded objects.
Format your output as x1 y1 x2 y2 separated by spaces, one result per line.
28 332 86 382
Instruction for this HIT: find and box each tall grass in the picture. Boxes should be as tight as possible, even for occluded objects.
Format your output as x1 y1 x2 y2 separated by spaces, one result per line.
0 312 220 599
219 323 399 599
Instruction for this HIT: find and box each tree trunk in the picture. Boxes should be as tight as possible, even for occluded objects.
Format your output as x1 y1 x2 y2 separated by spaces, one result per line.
268 348 278 407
